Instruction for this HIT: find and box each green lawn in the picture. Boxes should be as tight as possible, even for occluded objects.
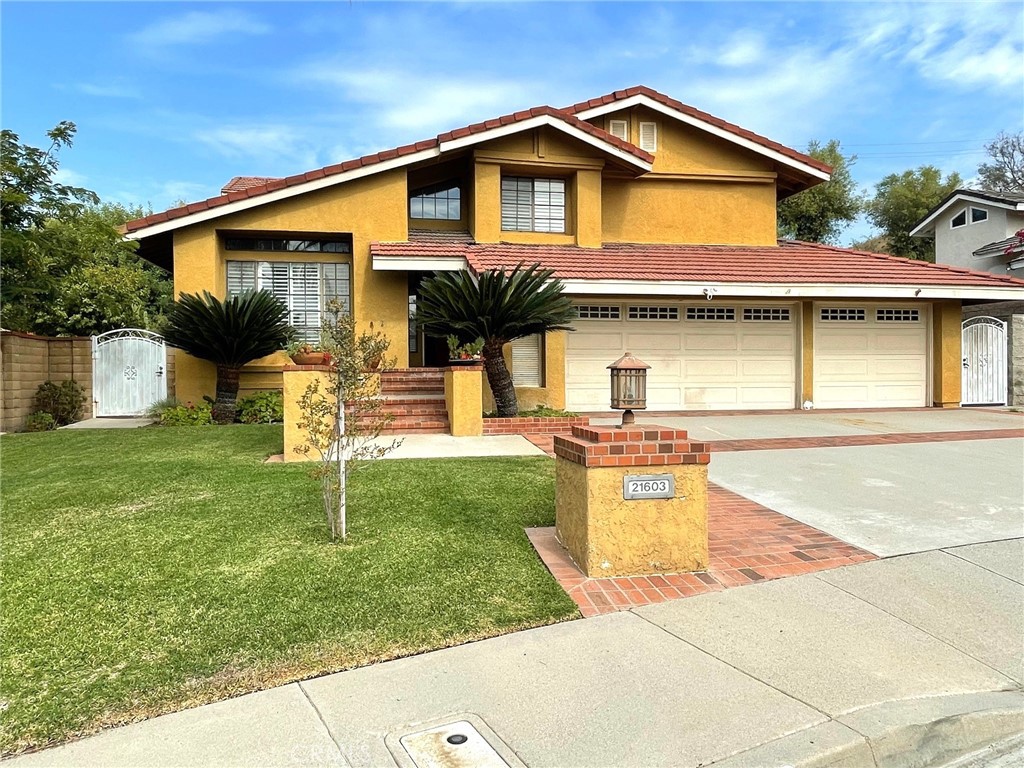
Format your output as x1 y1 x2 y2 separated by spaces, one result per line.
0 426 577 754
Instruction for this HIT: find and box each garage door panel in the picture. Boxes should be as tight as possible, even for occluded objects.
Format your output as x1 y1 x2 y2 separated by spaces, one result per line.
872 384 926 404
645 387 683 409
740 359 793 378
568 332 623 351
874 357 927 377
741 385 798 405
684 333 740 352
685 359 738 378
873 333 925 353
627 333 682 351
817 358 870 377
740 334 794 352
685 387 739 407
817 332 870 352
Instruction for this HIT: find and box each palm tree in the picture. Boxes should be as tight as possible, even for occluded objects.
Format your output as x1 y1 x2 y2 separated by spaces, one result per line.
417 263 576 417
163 290 291 423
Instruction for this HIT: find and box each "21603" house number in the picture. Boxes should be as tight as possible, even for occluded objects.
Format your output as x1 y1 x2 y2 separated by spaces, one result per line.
622 474 675 500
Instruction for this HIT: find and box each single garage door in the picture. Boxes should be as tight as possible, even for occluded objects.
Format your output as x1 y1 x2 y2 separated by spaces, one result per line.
813 304 928 408
566 302 797 411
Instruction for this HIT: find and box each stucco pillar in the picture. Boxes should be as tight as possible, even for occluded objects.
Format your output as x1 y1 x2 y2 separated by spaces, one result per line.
472 162 501 243
554 424 710 578
283 365 336 462
444 365 484 436
932 300 962 408
575 169 603 248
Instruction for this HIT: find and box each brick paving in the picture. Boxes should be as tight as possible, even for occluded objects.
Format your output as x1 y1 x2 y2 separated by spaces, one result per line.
527 483 877 618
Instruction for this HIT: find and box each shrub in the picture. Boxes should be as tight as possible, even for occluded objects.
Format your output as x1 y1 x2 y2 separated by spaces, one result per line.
24 411 57 432
146 396 182 420
32 380 86 426
158 401 213 427
236 391 284 424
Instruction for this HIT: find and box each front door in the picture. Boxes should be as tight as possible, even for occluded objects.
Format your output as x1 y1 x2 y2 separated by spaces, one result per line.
93 329 167 416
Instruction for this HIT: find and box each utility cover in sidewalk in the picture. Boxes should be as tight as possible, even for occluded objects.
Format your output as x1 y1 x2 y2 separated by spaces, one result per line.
400 720 509 768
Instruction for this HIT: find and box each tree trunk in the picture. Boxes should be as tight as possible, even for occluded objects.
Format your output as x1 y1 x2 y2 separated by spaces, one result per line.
483 339 518 417
212 364 241 424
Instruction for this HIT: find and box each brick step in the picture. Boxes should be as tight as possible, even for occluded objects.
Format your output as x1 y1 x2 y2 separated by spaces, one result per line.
380 387 445 397
380 425 449 435
377 396 448 405
363 416 450 433
380 370 445 380
381 405 449 417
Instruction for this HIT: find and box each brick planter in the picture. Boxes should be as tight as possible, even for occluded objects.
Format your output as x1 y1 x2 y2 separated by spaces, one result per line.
483 416 590 436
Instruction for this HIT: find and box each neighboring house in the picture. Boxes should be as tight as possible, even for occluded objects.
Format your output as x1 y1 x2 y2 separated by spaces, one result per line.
911 189 1024 406
124 86 1024 415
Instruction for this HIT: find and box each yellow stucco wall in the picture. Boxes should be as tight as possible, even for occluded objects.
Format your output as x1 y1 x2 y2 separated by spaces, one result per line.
555 459 709 577
444 366 484 436
171 170 409 405
801 300 814 402
482 330 567 413
932 300 962 407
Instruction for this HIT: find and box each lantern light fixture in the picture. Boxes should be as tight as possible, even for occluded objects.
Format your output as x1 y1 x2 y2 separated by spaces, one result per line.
608 351 650 427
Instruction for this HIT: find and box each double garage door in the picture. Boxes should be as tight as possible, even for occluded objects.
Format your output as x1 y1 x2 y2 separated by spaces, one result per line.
564 302 928 411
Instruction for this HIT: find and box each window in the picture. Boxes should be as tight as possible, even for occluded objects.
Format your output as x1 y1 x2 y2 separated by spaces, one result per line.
971 207 988 224
409 181 461 220
501 177 565 233
511 335 542 387
820 308 866 322
408 295 418 354
608 119 628 141
639 122 657 153
226 261 351 341
575 305 621 320
224 236 351 253
951 207 988 229
743 307 791 322
876 308 920 322
951 209 967 228
686 306 735 321
628 305 679 320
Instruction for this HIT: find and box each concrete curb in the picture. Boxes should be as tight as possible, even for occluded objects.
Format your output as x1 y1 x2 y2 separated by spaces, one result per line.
710 691 1024 768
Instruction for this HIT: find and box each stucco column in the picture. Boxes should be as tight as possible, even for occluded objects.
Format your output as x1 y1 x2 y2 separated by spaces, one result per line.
283 365 336 462
444 365 484 436
932 300 962 408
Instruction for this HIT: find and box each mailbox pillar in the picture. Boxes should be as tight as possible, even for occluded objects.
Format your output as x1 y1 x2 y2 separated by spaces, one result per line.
554 424 711 578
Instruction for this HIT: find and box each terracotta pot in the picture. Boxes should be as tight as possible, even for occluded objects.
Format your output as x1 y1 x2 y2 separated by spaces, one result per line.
291 352 328 366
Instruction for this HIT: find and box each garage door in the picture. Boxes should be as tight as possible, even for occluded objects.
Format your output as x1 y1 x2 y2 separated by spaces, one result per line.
813 304 928 408
565 303 797 411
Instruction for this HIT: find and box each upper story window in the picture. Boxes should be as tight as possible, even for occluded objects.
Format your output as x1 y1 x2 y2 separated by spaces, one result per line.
224 236 351 253
607 119 628 141
501 177 565 233
410 181 461 220
951 206 988 229
639 121 658 153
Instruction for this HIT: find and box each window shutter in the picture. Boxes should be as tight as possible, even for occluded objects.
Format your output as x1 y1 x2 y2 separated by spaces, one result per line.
511 335 542 387
639 121 658 152
226 261 257 296
608 119 628 141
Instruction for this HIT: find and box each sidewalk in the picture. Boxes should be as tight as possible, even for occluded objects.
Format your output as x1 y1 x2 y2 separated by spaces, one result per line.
11 539 1022 768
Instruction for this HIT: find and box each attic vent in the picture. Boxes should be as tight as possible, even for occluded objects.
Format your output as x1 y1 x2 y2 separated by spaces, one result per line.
608 119 628 142
576 305 621 320
686 306 735 321
639 122 658 153
876 308 920 322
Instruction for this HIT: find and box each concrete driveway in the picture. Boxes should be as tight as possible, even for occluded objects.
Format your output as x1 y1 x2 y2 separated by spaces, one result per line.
594 409 1024 557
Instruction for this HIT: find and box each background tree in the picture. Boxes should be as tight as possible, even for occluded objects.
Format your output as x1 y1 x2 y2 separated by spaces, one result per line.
416 264 576 417
848 234 892 254
976 131 1024 193
865 166 962 261
1 123 171 333
162 290 291 423
777 139 862 243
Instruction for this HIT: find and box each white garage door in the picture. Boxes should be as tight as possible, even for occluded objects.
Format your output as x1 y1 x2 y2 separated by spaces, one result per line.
566 303 797 411
813 304 928 408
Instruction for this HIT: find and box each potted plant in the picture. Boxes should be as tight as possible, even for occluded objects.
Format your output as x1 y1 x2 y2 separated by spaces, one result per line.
446 335 485 363
288 340 332 366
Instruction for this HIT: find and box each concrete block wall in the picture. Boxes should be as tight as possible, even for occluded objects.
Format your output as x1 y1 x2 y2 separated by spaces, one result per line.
1 332 94 432
962 301 1024 406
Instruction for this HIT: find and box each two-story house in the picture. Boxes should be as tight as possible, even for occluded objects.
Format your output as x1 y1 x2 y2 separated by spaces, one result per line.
910 188 1024 405
125 86 1024 415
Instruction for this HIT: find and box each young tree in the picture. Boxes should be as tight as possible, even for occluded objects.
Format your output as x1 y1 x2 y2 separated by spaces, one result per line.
777 139 863 244
293 302 400 541
866 166 962 261
977 131 1024 193
162 290 292 423
416 263 576 417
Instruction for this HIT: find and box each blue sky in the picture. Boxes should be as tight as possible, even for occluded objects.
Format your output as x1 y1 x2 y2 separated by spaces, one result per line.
3 1 1022 244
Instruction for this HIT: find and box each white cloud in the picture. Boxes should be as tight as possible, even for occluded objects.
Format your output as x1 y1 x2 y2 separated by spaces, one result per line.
76 82 140 99
54 167 88 187
716 31 767 68
127 10 269 49
193 125 318 169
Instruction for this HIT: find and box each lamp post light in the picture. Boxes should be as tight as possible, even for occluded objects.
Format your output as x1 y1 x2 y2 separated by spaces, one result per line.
608 351 650 427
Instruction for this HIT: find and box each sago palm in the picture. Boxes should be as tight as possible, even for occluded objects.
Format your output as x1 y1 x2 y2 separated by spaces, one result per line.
417 263 576 417
163 290 291 423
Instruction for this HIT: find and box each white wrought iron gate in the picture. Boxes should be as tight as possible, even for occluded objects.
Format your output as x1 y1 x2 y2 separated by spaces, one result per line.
961 317 1007 406
93 329 167 416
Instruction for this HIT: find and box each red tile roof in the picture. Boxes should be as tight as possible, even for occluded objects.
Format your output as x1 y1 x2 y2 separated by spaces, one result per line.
370 238 1024 289
564 86 832 175
221 176 280 193
124 106 652 235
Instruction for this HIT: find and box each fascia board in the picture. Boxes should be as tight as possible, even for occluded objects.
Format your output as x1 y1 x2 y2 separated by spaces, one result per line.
574 95 830 182
372 255 468 272
556 279 1024 301
438 114 653 172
